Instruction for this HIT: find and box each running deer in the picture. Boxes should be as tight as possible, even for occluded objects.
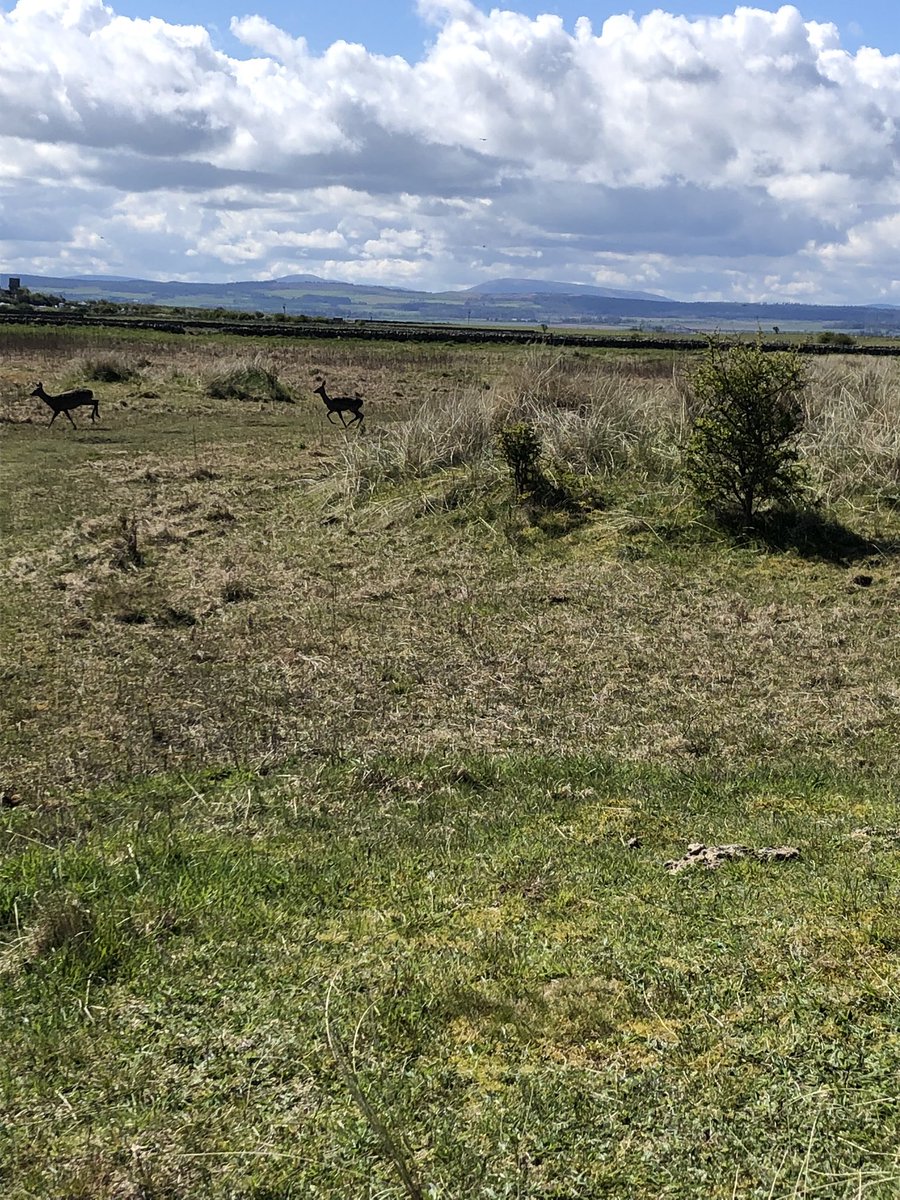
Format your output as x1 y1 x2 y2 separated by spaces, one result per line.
313 379 364 427
30 381 99 428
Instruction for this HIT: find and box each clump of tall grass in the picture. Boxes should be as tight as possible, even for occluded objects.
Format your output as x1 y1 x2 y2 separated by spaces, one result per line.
73 353 144 383
337 350 689 502
338 351 900 512
337 385 498 501
204 354 293 403
802 357 900 499
494 349 690 480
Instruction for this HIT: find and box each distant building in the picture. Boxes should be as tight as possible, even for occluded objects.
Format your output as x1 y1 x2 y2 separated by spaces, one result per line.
7 276 20 293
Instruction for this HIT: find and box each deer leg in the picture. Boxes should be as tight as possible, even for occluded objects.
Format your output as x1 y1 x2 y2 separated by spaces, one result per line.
327 411 339 424
65 410 78 429
338 410 349 427
48 411 57 425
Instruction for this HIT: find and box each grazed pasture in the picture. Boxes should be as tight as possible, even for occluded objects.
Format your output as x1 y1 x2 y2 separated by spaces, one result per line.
1 326 899 1198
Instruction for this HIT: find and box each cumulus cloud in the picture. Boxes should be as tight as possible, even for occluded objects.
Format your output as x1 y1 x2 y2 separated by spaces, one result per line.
0 0 898 301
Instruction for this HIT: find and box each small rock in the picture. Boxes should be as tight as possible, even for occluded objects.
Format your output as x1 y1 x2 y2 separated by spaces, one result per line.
852 574 873 587
626 836 642 850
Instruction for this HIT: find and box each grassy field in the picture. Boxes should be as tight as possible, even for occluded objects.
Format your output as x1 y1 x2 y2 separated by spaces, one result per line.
2 327 899 1198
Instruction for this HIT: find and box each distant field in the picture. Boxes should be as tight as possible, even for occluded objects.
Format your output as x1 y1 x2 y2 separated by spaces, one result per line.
2 326 899 1198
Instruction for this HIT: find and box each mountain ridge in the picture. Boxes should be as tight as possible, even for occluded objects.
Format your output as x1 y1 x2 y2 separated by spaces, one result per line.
3 272 898 333
460 277 668 301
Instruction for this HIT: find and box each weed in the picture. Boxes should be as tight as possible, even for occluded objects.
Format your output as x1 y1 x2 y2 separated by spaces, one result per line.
110 512 144 570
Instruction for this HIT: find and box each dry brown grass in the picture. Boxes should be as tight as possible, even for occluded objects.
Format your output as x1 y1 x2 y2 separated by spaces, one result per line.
803 356 900 498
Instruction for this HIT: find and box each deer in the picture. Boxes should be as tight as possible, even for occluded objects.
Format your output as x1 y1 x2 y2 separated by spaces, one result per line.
30 381 99 429
313 379 364 428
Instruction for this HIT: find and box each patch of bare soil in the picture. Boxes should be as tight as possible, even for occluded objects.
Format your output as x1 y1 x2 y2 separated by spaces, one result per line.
851 826 900 847
664 842 800 873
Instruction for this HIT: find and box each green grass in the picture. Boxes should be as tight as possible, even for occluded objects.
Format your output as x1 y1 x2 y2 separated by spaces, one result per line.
2 329 900 1197
2 759 899 1197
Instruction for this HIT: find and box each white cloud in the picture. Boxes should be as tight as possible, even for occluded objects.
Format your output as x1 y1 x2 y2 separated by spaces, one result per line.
0 0 899 301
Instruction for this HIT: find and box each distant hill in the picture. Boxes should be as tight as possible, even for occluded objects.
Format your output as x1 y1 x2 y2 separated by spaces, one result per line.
71 274 144 283
3 272 899 334
462 277 669 302
271 273 330 284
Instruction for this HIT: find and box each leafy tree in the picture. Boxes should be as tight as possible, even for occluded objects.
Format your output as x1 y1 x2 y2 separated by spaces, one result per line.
683 338 808 523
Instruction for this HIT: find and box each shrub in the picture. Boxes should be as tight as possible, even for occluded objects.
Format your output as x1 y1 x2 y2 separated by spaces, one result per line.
497 422 587 516
683 338 808 523
498 422 543 497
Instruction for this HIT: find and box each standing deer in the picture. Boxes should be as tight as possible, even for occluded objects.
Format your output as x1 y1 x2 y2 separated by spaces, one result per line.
30 381 99 429
314 379 364 427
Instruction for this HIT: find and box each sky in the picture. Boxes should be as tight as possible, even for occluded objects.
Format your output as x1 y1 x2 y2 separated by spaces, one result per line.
1 0 899 303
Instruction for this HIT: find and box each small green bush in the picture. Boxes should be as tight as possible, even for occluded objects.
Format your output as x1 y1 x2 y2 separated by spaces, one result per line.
498 422 590 519
683 339 808 523
498 422 544 497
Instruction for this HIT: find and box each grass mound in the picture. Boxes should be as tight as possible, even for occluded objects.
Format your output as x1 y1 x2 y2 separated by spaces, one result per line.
204 358 294 403
76 354 143 383
337 350 687 506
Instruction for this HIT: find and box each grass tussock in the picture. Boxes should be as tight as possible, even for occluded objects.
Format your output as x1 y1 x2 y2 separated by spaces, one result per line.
203 354 294 403
337 349 691 503
337 385 497 500
803 356 900 499
73 353 145 384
